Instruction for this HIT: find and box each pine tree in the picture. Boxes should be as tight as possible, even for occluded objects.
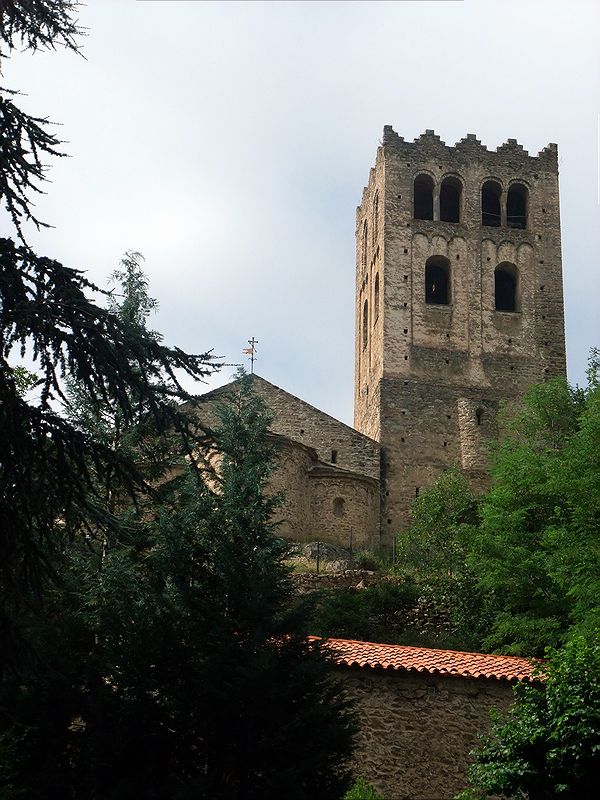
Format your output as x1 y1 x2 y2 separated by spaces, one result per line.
0 373 356 799
0 2 217 655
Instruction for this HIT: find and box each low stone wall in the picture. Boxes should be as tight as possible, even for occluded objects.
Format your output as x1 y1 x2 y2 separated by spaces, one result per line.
339 667 514 800
291 570 377 594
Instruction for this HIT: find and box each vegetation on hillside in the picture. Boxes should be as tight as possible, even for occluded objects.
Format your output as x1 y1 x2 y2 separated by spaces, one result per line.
458 637 600 800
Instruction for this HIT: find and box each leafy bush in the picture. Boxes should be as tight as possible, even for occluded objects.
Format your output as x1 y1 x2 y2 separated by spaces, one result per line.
344 778 383 799
458 636 600 800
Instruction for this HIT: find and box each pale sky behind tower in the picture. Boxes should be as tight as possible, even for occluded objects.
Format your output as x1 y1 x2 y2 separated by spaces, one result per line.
2 0 599 425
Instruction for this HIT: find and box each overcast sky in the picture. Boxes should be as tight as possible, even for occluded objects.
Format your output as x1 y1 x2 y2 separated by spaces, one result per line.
3 0 599 425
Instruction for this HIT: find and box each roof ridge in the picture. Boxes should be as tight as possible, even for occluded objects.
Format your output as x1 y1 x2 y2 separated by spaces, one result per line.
322 636 535 662
311 636 542 682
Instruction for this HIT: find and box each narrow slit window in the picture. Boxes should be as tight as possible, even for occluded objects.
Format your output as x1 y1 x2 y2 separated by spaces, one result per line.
361 220 368 267
372 192 379 244
362 299 369 349
425 256 450 305
331 449 338 464
481 180 502 227
413 174 434 220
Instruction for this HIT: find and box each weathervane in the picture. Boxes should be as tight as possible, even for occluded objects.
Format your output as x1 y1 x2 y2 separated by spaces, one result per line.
242 337 258 374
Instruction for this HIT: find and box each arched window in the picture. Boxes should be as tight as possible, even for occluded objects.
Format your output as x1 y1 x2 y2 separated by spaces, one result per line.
481 180 502 227
507 183 528 229
361 220 368 267
372 192 379 244
495 262 519 312
374 273 380 322
362 299 369 349
425 256 450 305
440 176 462 223
413 174 434 220
333 497 345 518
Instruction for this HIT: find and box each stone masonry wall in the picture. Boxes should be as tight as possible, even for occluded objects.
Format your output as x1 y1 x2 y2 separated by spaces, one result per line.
309 468 379 550
340 668 515 800
354 128 567 548
191 378 382 548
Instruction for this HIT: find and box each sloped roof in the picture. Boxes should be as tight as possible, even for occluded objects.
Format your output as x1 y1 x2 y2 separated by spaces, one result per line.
193 374 378 447
315 637 540 683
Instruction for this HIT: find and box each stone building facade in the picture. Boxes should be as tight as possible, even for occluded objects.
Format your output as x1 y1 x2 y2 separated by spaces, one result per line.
193 376 380 550
355 128 566 548
196 127 566 553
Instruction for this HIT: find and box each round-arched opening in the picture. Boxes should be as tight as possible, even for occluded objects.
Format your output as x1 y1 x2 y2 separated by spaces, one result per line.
495 262 519 312
440 176 462 223
333 497 345 518
425 256 451 305
413 174 434 220
482 180 502 227
507 183 528 229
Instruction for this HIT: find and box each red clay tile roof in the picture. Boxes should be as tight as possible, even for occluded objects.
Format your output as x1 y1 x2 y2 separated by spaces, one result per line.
313 637 541 682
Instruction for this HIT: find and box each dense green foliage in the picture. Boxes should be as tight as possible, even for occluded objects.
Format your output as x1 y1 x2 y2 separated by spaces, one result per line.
458 637 600 800
1 4 355 796
0 0 215 656
391 368 600 658
0 374 355 799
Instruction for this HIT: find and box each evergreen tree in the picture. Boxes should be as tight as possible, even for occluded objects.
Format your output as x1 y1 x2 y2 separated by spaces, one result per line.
0 1 217 655
0 373 355 799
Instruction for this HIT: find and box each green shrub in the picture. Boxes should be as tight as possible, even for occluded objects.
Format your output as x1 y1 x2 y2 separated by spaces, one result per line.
344 777 383 799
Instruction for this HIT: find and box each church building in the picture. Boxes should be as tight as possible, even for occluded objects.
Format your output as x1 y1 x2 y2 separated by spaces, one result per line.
197 126 566 552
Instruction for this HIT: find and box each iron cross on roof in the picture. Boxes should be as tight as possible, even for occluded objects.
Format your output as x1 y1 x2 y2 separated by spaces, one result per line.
242 337 258 373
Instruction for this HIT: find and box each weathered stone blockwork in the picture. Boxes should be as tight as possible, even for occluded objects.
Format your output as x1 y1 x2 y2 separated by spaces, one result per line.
193 376 380 549
355 128 566 547
341 668 514 800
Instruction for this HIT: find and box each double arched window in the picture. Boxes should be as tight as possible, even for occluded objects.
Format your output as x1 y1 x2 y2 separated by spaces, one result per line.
425 256 451 305
413 174 462 223
481 180 529 229
494 262 519 312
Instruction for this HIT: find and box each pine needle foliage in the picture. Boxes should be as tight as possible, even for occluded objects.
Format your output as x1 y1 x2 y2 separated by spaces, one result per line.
0 373 356 800
0 1 218 656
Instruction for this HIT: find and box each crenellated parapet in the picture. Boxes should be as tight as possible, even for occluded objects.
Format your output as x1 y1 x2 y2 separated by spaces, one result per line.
380 125 559 172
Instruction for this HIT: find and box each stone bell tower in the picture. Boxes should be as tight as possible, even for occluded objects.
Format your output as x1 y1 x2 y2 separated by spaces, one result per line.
354 126 566 550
